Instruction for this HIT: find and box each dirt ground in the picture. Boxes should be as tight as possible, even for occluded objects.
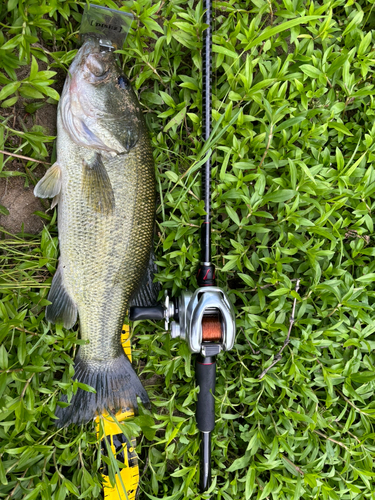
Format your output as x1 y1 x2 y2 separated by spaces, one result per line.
0 64 65 236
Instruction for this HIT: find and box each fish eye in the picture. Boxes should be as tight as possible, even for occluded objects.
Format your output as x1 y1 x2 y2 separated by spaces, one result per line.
118 76 129 89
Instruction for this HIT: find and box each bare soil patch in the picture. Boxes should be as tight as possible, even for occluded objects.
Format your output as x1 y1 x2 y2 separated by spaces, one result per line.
0 174 45 234
0 64 65 236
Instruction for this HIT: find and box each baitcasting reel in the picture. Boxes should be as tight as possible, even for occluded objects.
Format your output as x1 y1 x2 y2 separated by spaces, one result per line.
166 287 235 355
129 286 235 356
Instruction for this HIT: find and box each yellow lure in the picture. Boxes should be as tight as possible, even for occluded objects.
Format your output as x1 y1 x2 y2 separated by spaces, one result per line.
96 325 139 500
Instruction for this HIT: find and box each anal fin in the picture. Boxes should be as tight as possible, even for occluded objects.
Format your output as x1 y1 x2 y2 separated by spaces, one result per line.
82 153 115 215
34 163 62 199
46 265 77 329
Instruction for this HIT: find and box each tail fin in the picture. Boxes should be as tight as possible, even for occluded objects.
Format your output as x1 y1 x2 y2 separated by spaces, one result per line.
55 350 150 427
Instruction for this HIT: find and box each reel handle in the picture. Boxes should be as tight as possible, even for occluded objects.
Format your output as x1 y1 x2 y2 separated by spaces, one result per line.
129 305 164 321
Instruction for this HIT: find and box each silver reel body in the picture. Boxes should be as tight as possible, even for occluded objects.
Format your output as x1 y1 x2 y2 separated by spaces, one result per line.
164 287 236 355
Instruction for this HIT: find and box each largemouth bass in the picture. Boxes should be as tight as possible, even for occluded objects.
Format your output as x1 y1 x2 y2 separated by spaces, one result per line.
34 38 154 426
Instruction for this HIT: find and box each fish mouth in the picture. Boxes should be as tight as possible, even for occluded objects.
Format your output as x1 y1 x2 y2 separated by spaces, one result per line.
86 53 111 78
75 38 114 81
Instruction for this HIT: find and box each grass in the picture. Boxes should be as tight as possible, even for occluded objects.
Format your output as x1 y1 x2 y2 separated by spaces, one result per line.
2 0 375 498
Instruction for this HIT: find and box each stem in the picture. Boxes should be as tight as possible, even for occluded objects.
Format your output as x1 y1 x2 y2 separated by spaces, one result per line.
5 469 28 499
259 279 300 379
20 374 34 399
280 454 304 475
257 124 274 170
0 149 51 165
312 429 349 451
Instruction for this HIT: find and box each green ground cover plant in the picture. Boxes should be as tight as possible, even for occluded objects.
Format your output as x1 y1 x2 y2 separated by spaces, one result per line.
1 0 375 498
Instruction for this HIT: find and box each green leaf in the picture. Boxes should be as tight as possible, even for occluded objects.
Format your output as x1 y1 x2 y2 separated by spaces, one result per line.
0 456 7 485
356 273 375 283
0 346 8 370
262 189 296 204
274 115 306 133
238 273 255 287
1 34 22 50
268 287 290 297
336 147 344 171
40 86 60 101
170 467 193 477
7 0 18 10
19 85 44 99
342 10 364 36
28 4 53 14
75 382 96 393
226 205 241 226
300 64 322 78
159 91 176 108
358 32 372 56
245 467 255 499
163 107 187 132
1 96 18 108
227 453 251 472
284 410 314 424
145 492 182 500
17 331 26 365
328 122 353 136
0 372 7 399
29 56 39 81
23 485 43 500
0 81 20 100
244 16 323 50
0 204 9 216
351 372 375 384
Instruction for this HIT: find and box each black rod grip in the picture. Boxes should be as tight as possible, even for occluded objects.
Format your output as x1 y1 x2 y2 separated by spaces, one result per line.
196 356 216 432
129 305 164 321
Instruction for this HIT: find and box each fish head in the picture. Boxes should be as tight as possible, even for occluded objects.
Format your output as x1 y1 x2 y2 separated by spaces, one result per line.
60 38 143 154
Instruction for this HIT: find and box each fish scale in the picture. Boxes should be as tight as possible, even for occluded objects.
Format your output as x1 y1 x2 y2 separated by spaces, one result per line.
34 38 154 426
59 133 154 362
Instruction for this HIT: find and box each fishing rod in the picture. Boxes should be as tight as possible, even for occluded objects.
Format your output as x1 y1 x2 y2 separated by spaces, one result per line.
130 0 236 492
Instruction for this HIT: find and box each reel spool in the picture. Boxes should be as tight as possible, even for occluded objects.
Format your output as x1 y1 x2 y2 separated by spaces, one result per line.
202 315 222 341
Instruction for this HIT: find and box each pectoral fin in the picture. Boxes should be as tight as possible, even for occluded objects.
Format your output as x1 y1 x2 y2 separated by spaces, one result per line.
82 153 115 215
124 128 138 152
34 163 62 199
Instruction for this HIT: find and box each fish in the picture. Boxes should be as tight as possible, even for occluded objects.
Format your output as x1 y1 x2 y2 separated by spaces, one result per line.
34 38 156 426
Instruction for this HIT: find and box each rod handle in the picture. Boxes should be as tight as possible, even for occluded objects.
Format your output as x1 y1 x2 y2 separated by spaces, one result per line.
200 431 212 493
196 356 216 432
